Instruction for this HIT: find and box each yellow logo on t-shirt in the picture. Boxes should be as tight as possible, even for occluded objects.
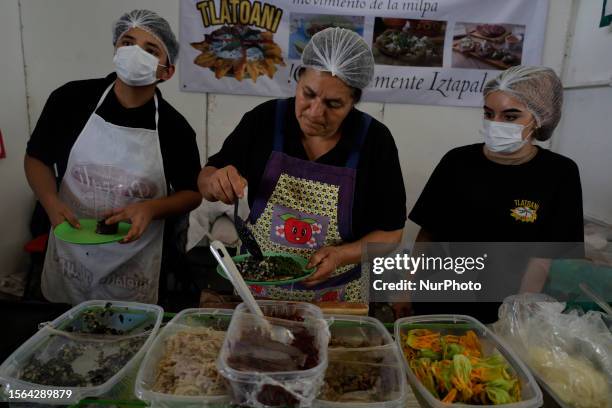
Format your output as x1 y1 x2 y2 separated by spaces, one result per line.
510 199 539 223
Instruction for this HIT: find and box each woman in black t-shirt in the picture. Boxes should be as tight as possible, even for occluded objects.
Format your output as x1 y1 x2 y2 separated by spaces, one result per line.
410 66 583 243
25 10 201 305
199 28 406 302
405 66 584 322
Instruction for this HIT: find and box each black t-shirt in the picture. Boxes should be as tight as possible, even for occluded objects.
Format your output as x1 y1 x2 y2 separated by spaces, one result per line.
409 143 584 323
409 143 584 242
26 73 200 193
206 98 407 239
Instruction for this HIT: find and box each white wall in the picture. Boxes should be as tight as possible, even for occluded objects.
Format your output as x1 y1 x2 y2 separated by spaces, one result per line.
555 87 612 225
0 0 602 292
554 0 612 224
563 0 612 87
0 0 33 295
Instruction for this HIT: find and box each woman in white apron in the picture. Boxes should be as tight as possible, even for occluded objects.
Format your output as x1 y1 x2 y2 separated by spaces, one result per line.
25 10 202 304
198 28 407 302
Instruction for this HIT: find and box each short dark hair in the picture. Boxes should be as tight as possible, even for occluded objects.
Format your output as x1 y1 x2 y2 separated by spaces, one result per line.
297 67 362 104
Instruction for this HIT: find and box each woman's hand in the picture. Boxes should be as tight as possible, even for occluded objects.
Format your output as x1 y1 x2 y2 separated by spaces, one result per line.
198 165 247 204
105 201 156 243
303 246 345 287
519 257 552 293
45 196 80 228
24 154 80 229
301 229 403 287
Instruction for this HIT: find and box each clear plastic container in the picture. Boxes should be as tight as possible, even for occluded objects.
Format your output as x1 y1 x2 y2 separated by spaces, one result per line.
314 315 409 408
217 301 329 408
135 308 234 408
326 315 392 348
394 315 543 408
0 300 162 405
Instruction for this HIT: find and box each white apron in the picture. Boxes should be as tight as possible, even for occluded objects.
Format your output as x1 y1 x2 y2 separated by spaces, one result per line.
42 83 167 305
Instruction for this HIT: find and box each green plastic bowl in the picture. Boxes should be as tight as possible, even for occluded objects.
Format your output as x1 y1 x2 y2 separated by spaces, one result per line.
216 252 316 286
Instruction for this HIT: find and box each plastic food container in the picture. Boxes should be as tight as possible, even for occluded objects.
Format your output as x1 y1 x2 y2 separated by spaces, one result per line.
217 301 329 408
314 315 409 408
0 300 163 405
135 308 234 408
394 315 543 408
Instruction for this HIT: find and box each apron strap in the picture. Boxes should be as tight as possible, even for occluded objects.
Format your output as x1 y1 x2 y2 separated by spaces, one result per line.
95 83 160 130
95 84 115 110
153 92 159 130
345 113 372 169
273 98 288 152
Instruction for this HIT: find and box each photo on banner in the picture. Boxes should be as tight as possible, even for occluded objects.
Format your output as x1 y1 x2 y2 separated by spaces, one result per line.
179 0 549 107
372 18 446 67
452 23 525 70
288 13 365 59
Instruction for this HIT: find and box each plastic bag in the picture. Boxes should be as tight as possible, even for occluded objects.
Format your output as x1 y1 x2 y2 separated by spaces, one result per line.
492 294 612 408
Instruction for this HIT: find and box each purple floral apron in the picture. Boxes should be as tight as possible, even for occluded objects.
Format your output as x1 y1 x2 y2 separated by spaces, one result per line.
246 99 371 302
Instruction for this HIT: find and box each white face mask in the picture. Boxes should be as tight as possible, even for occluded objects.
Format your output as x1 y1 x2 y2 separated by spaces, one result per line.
480 119 533 153
113 45 165 86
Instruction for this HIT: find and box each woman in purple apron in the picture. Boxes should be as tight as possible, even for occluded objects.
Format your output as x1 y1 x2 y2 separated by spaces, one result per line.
199 28 407 302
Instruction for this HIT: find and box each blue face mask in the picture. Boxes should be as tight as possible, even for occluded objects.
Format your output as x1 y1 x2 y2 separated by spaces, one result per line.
480 119 534 153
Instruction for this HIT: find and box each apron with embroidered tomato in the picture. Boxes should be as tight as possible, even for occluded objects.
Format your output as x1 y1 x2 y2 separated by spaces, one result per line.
246 99 371 302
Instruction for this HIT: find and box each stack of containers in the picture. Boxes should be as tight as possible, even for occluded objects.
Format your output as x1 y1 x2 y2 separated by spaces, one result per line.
217 301 330 408
0 300 163 405
135 308 234 408
314 315 409 408
394 314 543 408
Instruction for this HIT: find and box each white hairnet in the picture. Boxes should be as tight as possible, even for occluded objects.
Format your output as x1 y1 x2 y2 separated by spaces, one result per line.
483 66 563 141
113 10 179 65
301 27 374 89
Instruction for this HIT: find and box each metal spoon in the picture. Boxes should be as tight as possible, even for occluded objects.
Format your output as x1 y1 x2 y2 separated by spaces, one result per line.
210 240 295 345
234 199 264 261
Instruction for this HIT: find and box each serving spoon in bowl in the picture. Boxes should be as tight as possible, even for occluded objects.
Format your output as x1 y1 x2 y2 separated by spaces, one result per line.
210 240 295 345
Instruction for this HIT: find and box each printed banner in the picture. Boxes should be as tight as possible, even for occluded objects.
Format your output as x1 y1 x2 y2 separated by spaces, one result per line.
179 0 549 106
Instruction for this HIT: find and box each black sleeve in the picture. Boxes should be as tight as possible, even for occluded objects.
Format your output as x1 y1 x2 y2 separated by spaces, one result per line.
26 89 62 166
164 119 201 192
408 151 453 234
355 124 407 236
551 160 584 243
205 110 255 178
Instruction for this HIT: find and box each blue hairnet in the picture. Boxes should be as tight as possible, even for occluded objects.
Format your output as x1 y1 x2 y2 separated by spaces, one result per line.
113 10 179 65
